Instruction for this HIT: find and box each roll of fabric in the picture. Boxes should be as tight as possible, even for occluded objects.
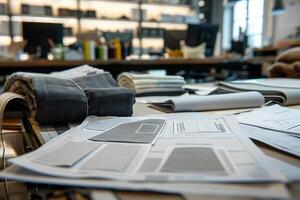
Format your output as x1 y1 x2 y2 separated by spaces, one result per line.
268 61 300 78
268 47 300 78
117 72 186 96
276 47 300 63
3 65 135 124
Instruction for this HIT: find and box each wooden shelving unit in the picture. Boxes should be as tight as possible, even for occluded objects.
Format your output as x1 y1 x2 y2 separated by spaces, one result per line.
0 0 198 53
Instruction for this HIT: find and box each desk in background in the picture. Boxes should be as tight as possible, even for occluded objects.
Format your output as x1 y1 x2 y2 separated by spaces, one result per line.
0 58 262 80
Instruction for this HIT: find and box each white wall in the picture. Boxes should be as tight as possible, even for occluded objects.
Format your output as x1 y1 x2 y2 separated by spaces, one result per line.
264 0 300 44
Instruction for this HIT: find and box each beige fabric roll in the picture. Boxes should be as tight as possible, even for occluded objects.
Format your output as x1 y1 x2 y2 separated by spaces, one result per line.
268 61 300 78
276 47 300 63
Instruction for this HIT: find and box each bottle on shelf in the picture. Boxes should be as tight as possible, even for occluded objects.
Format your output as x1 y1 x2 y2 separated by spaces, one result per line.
83 39 90 60
108 41 116 59
95 30 108 60
89 40 96 60
114 39 122 60
98 43 108 60
83 37 96 60
121 40 127 59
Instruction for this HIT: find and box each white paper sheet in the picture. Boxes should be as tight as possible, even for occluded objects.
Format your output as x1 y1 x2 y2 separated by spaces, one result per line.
150 92 264 112
240 124 300 158
238 105 300 136
268 157 300 183
7 115 283 183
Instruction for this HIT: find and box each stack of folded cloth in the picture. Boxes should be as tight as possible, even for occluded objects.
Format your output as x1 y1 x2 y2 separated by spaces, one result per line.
117 72 186 96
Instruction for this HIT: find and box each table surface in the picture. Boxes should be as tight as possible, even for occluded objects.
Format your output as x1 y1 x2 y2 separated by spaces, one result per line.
2 103 300 200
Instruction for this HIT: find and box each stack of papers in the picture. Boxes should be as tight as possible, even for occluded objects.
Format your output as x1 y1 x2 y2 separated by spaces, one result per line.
7 115 282 182
117 72 186 96
1 113 292 199
215 78 300 105
238 105 300 137
237 105 300 157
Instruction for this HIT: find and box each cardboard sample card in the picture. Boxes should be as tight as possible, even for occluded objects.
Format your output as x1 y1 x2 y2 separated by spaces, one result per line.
33 141 100 167
89 119 166 144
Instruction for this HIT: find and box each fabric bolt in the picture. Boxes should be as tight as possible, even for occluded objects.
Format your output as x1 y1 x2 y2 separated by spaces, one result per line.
2 66 135 124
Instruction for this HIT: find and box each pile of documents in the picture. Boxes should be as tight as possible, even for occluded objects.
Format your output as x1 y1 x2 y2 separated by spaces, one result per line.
0 113 296 199
215 78 300 105
117 72 186 96
237 105 300 157
2 76 300 199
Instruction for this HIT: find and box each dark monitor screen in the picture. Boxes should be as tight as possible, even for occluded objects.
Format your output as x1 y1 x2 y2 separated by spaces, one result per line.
185 24 219 57
23 22 63 58
163 29 186 50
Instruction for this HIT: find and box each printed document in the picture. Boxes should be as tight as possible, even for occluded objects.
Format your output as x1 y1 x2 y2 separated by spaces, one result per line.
8 115 283 182
238 105 300 136
240 124 300 158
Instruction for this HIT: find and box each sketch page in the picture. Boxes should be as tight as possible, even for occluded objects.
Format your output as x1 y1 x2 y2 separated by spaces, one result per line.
238 105 300 136
8 115 283 183
137 117 283 182
150 92 264 112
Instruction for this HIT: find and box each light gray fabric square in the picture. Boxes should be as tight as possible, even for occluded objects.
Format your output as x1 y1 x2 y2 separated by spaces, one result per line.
80 144 140 172
138 158 162 172
34 141 100 167
160 147 225 173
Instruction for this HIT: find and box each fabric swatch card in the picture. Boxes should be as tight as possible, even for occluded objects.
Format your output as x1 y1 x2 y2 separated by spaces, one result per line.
79 144 140 172
160 147 226 174
89 119 166 143
33 141 100 167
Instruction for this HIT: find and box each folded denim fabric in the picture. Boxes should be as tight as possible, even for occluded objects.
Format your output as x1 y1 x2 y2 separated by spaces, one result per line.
3 66 135 124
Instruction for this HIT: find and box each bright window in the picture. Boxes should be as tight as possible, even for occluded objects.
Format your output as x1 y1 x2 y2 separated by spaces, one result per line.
232 0 264 47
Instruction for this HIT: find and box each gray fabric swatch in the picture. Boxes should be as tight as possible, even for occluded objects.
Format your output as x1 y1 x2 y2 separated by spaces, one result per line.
138 158 162 172
160 147 225 173
80 144 140 172
89 119 166 143
34 141 100 167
